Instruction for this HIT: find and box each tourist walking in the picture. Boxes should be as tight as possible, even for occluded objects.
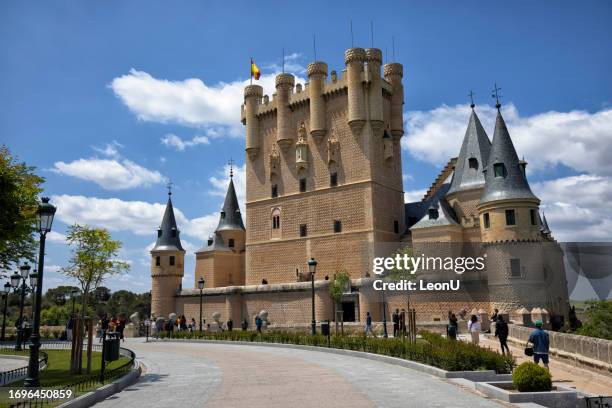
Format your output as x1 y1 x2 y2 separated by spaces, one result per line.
255 315 262 333
392 309 400 337
527 320 550 370
399 309 406 337
364 312 374 337
468 315 481 344
495 315 510 355
117 316 126 342
491 308 499 323
241 318 249 331
155 317 164 338
447 312 458 341
227 319 233 331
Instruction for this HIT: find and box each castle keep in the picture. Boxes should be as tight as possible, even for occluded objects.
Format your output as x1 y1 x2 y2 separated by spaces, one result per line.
150 47 569 327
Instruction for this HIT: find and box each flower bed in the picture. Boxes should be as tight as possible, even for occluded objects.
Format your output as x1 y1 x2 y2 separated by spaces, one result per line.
158 330 514 374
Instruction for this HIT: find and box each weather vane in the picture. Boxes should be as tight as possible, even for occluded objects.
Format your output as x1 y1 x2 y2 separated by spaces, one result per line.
228 158 234 178
166 179 173 196
491 83 502 109
468 90 476 109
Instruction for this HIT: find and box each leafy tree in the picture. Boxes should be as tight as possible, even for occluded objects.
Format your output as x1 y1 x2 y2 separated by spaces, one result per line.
576 300 612 340
60 224 129 373
41 305 70 326
0 145 44 269
329 270 350 322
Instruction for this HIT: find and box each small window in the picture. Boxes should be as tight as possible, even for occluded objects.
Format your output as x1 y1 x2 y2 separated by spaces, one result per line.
220 211 226 219
171 228 177 237
333 220 342 233
330 172 338 187
272 215 280 229
299 178 307 192
155 256 161 266
483 213 490 229
169 256 175 266
228 238 235 248
494 163 506 178
510 258 521 277
530 209 537 225
468 158 478 170
271 184 278 198
428 208 439 220
505 209 516 226
300 224 307 237
157 229 162 238
393 220 399 234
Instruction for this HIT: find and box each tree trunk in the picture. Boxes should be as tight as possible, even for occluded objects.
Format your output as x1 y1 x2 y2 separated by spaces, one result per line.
86 318 93 373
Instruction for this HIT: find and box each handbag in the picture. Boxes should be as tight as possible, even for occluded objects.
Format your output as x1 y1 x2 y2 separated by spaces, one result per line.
524 346 534 356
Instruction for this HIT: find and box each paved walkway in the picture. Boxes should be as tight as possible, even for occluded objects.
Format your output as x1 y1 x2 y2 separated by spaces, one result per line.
96 339 503 408
479 334 612 396
0 355 28 372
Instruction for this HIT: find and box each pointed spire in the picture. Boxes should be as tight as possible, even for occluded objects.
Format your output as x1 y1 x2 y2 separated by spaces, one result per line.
152 192 184 251
541 212 551 235
480 109 539 203
447 109 491 195
215 176 245 232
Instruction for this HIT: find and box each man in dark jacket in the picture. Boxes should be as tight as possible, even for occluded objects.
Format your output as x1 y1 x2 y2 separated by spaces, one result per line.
494 315 510 355
392 309 400 337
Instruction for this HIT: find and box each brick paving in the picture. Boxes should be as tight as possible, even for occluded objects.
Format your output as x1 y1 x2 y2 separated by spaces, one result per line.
95 339 503 407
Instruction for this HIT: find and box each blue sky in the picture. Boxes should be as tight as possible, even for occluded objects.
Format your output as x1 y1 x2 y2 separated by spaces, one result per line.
1 1 611 298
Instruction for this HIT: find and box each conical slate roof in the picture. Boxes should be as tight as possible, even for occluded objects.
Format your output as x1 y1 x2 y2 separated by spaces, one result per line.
152 194 184 251
447 109 491 195
411 184 460 229
215 176 245 232
541 212 551 235
480 110 539 203
196 232 232 253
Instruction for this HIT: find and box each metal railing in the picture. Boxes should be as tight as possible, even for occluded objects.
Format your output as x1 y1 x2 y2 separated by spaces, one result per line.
0 350 48 386
585 396 612 408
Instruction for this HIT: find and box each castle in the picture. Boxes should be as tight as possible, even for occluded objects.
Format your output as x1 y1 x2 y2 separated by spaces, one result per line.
150 47 569 327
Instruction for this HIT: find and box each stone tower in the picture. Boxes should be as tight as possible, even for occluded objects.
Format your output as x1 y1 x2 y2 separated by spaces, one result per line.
477 107 547 312
150 191 185 319
241 46 406 321
195 170 246 288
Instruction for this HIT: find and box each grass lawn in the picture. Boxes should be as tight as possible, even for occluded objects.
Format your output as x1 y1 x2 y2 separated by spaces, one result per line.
0 349 131 406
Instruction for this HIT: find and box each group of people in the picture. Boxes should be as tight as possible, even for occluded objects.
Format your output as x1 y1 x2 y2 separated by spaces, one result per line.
95 315 126 342
153 315 256 338
448 308 550 369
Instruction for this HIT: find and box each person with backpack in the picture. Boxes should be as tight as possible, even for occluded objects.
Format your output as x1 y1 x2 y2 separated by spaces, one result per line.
495 315 510 355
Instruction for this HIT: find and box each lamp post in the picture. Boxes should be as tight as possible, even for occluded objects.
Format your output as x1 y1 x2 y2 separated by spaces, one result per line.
70 288 79 317
24 197 56 388
11 263 32 351
1 283 10 342
381 283 388 338
308 258 317 336
198 277 205 332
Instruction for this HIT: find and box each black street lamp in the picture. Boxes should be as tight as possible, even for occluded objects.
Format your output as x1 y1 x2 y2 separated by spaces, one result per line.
1 282 10 342
381 284 388 338
69 288 79 317
11 263 33 351
198 277 205 332
308 258 317 336
24 197 56 388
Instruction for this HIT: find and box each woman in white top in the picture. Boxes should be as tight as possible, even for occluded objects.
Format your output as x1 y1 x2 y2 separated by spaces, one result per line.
468 315 481 344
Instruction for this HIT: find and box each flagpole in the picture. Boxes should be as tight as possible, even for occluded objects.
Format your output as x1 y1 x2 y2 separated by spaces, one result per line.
250 57 253 85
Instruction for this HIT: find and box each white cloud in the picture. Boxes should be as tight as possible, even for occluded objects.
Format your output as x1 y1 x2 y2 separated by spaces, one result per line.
52 158 164 190
45 265 62 273
404 104 612 176
110 69 305 133
92 140 123 158
161 133 210 151
404 189 427 203
532 175 612 241
208 163 246 213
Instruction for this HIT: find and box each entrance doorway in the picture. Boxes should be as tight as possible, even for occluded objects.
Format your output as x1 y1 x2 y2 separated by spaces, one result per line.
341 301 356 322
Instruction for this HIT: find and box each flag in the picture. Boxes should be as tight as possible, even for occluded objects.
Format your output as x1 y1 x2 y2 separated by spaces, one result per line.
250 58 261 80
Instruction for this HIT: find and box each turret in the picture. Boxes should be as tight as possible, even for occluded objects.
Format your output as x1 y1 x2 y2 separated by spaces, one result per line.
244 85 263 160
365 48 384 137
307 61 328 143
478 108 541 242
344 48 367 136
151 191 185 319
383 62 404 140
275 73 295 151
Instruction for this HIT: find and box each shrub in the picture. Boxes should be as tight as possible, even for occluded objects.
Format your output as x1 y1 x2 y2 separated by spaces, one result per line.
512 362 552 392
157 329 514 374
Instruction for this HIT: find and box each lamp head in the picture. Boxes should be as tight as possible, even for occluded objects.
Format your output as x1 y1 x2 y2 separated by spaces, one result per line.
10 273 20 289
20 263 31 279
37 197 57 234
198 277 205 290
308 257 317 274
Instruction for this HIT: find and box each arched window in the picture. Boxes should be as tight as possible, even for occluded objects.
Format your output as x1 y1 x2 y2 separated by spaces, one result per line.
271 208 281 230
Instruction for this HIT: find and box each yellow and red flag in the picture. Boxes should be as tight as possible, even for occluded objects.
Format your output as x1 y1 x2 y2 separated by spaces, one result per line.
250 58 261 80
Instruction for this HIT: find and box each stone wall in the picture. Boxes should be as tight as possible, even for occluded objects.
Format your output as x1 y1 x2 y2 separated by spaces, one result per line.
502 323 612 367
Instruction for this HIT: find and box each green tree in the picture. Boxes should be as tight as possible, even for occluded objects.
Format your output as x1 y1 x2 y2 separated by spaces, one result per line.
576 300 612 340
329 270 350 322
61 224 129 374
0 145 44 269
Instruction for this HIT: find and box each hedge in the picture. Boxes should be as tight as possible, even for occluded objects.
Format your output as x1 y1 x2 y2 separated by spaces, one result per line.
157 329 514 374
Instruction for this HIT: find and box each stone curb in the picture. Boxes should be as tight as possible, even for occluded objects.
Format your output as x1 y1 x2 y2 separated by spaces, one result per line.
149 338 511 382
475 381 578 407
55 362 142 408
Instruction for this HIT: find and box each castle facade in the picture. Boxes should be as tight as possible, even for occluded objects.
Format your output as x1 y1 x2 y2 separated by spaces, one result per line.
150 47 569 327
